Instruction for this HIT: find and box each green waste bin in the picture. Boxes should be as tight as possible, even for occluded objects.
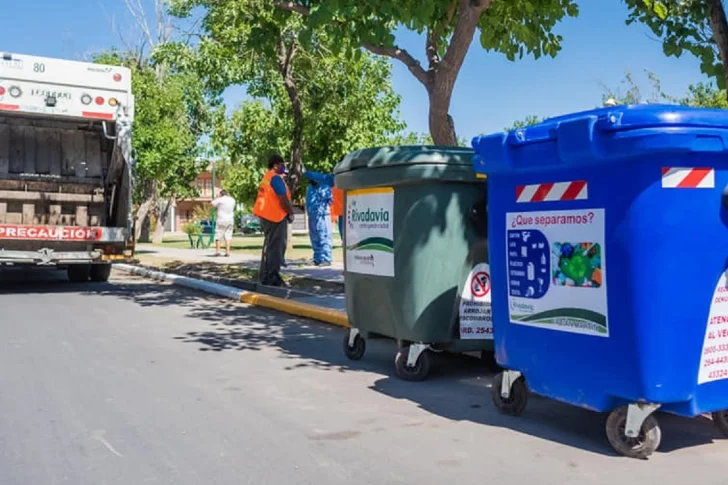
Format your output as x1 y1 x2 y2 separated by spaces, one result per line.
334 146 493 381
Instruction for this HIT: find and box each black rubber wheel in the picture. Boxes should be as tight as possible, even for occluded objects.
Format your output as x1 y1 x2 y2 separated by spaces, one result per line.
67 264 90 283
491 372 528 416
606 406 661 459
342 330 366 361
394 347 431 382
711 410 728 438
89 263 112 282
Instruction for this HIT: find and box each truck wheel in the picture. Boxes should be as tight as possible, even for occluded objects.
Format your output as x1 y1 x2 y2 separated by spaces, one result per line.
90 264 112 282
67 265 90 283
606 406 661 459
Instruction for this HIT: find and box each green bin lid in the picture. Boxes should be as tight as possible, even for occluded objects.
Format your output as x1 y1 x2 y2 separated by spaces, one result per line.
334 146 475 175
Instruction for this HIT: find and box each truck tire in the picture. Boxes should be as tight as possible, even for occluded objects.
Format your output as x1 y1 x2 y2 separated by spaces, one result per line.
67 265 90 283
90 263 112 282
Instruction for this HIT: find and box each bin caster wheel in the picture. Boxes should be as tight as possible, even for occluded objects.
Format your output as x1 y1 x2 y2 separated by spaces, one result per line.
395 347 431 382
606 406 661 459
491 372 528 416
711 410 728 438
342 330 366 361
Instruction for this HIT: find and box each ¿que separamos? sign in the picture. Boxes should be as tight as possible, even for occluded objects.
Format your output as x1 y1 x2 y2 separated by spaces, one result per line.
505 208 608 337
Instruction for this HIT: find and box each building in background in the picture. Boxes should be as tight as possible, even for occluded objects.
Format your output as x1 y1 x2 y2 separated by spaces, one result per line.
165 164 221 233
164 163 310 234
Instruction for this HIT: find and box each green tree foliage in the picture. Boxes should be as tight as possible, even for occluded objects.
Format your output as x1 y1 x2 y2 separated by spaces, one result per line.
387 132 436 145
505 115 546 131
273 0 578 145
624 0 728 95
602 69 728 108
94 50 215 241
601 69 673 105
210 53 406 206
166 0 406 201
680 82 728 108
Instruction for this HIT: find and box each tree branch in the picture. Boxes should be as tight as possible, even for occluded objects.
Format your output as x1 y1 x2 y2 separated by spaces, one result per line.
272 0 431 86
442 0 490 75
122 0 155 50
362 43 430 86
272 1 311 16
426 0 458 69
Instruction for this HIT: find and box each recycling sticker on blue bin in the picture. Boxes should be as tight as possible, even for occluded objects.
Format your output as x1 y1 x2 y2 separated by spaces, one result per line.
506 209 608 337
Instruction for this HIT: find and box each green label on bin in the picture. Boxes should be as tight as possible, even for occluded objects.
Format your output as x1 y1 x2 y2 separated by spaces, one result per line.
345 187 394 277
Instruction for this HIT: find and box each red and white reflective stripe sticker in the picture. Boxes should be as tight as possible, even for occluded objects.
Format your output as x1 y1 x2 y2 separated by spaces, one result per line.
516 181 588 203
0 225 127 242
82 111 114 120
0 103 19 111
662 167 715 189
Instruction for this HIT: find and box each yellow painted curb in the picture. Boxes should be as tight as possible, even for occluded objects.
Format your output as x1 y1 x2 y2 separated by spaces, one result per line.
240 291 350 328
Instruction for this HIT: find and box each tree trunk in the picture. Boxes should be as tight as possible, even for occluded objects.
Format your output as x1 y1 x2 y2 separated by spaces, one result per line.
276 36 304 195
428 84 458 146
152 199 172 244
707 0 728 99
134 180 157 243
135 200 153 243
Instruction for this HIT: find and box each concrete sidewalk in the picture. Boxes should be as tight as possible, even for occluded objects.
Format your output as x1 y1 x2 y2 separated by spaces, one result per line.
135 244 344 284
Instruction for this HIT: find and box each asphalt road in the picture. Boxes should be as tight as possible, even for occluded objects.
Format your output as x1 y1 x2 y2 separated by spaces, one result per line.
0 268 726 485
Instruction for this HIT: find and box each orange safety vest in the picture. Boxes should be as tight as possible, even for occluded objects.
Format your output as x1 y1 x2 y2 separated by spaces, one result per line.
253 170 291 223
331 187 344 221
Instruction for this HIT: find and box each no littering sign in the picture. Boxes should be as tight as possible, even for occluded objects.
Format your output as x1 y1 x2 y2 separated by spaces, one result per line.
471 271 491 298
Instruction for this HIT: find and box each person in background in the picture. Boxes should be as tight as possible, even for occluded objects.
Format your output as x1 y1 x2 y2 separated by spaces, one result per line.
303 171 334 266
331 186 344 241
211 189 236 257
253 154 294 286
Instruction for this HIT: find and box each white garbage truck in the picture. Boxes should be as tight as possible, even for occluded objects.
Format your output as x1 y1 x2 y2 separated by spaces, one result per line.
0 52 135 282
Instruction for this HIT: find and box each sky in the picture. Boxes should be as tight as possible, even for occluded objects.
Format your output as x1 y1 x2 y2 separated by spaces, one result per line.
0 1 710 143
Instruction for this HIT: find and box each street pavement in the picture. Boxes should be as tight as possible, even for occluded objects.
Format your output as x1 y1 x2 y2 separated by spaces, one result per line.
0 268 727 484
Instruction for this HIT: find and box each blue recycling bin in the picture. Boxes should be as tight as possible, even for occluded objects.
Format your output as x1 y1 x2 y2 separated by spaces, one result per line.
473 104 728 459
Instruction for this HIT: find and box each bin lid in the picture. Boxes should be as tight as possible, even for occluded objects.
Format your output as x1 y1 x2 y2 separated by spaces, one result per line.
472 104 728 174
334 146 474 175
482 104 728 148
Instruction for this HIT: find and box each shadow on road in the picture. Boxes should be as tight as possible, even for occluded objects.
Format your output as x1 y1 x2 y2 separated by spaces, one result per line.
4 266 723 459
161 286 725 458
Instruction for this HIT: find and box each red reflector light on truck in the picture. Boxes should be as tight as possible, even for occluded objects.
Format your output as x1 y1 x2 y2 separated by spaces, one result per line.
95 96 104 105
0 86 5 96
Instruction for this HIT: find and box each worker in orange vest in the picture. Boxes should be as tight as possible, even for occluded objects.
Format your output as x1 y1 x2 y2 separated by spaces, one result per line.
331 187 344 240
253 154 294 286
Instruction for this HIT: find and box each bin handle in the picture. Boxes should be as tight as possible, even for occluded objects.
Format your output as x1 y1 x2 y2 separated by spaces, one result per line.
722 184 728 210
350 157 369 170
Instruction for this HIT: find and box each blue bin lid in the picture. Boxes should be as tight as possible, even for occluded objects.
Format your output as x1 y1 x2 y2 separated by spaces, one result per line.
472 104 728 174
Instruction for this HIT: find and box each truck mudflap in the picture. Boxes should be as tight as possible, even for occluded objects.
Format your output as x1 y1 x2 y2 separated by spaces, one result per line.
0 224 127 242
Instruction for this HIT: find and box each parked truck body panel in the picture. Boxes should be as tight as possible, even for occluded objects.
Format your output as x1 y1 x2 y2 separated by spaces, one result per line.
0 52 134 278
